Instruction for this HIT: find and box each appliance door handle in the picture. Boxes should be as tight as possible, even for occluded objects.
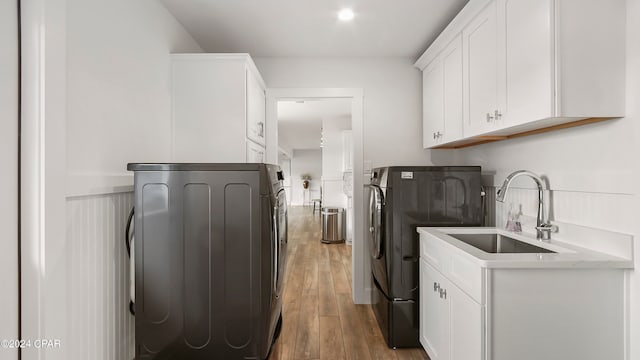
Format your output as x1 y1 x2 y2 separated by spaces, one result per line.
367 185 384 259
273 203 279 295
125 207 135 315
273 188 287 298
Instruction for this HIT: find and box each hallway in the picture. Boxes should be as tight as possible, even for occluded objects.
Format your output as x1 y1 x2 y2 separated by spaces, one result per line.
270 206 429 360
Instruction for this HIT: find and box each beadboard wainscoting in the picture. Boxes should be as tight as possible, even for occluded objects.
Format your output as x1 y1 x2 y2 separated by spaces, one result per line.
493 187 635 235
483 185 497 227
66 192 135 360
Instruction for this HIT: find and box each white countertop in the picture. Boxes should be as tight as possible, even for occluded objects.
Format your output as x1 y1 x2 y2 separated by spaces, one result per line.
417 227 634 269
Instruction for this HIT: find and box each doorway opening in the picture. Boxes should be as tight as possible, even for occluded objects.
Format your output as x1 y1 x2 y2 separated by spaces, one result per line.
277 98 352 242
266 88 370 304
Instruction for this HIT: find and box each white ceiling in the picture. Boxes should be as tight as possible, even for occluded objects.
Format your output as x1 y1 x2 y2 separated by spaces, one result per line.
278 99 351 151
160 0 469 58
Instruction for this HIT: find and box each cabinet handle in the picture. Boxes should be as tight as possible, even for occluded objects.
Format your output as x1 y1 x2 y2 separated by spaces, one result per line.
433 282 440 292
486 113 495 122
437 131 443 139
439 288 447 300
495 110 502 120
258 122 264 137
433 132 437 140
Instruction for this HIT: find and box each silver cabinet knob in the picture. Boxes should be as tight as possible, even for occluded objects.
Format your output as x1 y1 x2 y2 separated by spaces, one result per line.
494 110 502 120
486 113 495 122
439 288 447 299
258 122 265 137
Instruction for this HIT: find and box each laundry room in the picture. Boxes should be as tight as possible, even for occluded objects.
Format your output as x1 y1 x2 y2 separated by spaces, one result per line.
3 0 640 360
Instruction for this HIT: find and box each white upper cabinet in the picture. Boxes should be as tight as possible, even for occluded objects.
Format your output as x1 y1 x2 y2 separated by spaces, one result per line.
422 56 444 147
246 68 266 146
415 0 625 148
463 1 499 137
442 36 464 143
422 34 463 148
500 0 553 127
246 139 265 163
171 54 267 162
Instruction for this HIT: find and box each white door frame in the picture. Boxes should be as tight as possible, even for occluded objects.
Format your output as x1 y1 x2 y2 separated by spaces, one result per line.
266 88 372 304
1 1 20 358
21 0 69 359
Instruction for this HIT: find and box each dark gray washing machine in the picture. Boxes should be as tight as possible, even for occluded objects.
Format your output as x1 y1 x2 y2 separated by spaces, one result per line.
127 163 287 359
367 166 482 348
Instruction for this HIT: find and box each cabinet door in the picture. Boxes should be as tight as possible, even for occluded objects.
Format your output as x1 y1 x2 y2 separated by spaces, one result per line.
500 0 553 126
450 283 483 360
246 140 265 163
422 57 444 148
463 0 498 137
442 34 464 143
246 69 266 146
420 260 450 360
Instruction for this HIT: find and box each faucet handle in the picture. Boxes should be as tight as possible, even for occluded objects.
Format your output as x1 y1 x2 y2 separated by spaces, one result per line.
535 223 559 232
536 223 559 240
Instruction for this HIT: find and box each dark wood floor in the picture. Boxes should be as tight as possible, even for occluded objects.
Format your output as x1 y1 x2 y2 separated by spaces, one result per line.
269 206 430 360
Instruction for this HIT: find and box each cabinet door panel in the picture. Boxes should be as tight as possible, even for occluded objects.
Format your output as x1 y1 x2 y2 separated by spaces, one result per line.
450 284 483 360
423 58 444 148
246 69 266 146
420 260 450 360
442 34 463 143
502 0 553 126
246 140 265 163
464 1 498 136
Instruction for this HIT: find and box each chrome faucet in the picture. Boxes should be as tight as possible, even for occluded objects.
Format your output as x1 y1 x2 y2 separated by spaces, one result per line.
496 170 558 240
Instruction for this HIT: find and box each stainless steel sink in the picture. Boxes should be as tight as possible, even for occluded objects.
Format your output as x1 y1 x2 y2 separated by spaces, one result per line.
449 233 555 254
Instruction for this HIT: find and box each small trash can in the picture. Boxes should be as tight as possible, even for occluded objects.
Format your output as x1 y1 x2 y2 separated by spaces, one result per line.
322 207 344 243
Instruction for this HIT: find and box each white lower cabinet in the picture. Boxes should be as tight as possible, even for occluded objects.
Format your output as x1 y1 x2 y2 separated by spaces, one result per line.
449 282 482 360
419 230 625 360
420 260 482 360
420 260 450 360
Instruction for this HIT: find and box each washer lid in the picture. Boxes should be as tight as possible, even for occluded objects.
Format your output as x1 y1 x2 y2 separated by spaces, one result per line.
127 163 268 171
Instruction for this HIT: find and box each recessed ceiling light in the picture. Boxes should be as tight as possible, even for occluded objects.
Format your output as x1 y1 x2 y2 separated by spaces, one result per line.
338 8 355 21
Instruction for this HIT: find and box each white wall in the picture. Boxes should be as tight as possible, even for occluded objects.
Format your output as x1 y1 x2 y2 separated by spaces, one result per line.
437 1 640 357
0 1 19 358
255 57 428 169
22 0 202 359
66 0 202 194
65 0 201 355
290 149 322 206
